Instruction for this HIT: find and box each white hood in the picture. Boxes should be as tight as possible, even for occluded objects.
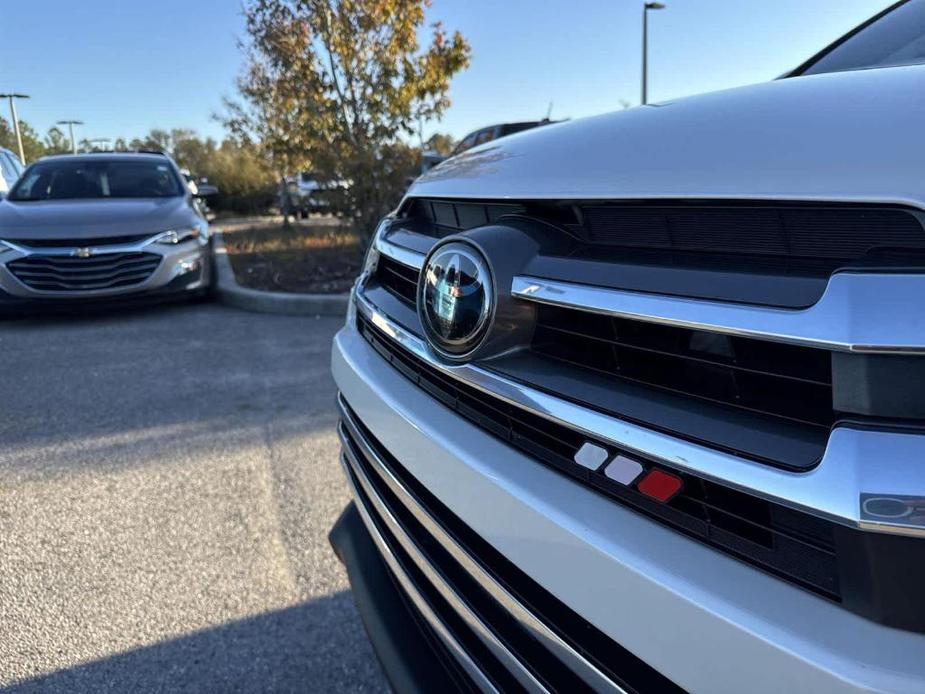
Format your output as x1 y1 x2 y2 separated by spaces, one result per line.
409 64 925 209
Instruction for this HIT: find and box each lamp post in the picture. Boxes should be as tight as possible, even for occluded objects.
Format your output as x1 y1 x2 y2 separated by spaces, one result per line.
642 2 666 105
0 93 30 165
57 120 84 155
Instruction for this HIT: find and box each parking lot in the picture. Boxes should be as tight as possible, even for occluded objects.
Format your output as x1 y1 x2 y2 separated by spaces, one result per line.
0 303 386 692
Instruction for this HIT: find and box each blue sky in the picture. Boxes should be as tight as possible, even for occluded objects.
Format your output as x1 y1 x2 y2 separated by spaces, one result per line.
0 0 891 145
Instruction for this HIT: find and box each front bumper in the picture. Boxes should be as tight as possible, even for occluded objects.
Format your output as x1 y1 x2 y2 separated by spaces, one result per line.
0 240 211 306
332 318 925 693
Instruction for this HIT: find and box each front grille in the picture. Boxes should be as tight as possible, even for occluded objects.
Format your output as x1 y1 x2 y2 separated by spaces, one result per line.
376 254 418 306
580 205 925 261
532 304 835 430
357 312 841 601
403 198 925 272
341 402 683 693
8 252 161 291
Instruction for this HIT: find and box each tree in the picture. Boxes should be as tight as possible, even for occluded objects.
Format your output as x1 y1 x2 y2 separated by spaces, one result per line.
227 0 471 237
44 127 71 155
0 118 46 163
423 132 456 156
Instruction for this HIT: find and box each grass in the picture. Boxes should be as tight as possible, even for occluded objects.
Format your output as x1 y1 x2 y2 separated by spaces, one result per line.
221 220 362 294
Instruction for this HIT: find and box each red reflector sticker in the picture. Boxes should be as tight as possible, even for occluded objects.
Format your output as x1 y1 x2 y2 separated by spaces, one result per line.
636 469 683 502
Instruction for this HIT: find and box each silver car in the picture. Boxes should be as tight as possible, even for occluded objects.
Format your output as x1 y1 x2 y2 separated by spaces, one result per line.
0 152 212 308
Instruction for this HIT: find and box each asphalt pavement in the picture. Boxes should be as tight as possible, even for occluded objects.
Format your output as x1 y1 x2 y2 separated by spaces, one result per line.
0 302 387 692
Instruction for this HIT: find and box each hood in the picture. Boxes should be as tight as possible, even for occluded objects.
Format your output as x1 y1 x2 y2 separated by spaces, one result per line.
410 64 925 209
0 197 196 240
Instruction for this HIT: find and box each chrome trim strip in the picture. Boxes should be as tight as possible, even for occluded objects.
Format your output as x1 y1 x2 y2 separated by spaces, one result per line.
337 457 499 694
512 274 925 355
339 445 549 693
355 290 925 538
0 231 186 258
338 401 624 693
376 235 425 270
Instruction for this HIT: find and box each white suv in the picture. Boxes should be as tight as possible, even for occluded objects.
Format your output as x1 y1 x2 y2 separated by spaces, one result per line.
331 2 925 691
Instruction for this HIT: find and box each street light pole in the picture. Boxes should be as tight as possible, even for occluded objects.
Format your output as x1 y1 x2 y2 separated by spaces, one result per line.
57 120 84 155
0 93 30 165
641 2 666 105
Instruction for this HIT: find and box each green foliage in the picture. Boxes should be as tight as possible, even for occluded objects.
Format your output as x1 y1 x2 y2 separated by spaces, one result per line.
0 117 47 163
227 0 471 237
43 127 71 155
130 128 277 213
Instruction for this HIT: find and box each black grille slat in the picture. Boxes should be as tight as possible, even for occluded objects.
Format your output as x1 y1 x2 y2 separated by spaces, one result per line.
9 252 160 292
13 255 158 271
376 255 418 306
532 305 835 430
3 233 154 248
534 320 830 386
581 205 925 261
13 260 160 281
357 312 841 600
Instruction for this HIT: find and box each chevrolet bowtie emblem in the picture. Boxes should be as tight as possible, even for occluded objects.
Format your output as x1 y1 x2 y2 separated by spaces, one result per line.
74 247 93 258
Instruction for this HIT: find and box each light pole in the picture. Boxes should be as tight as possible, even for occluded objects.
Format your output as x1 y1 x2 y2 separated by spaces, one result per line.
57 120 84 155
641 2 665 105
0 93 30 165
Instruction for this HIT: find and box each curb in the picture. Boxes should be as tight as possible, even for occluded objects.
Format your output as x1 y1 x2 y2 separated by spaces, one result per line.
212 232 350 317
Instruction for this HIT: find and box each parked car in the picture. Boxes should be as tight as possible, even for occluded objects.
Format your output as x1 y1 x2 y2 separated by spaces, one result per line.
281 171 347 218
330 1 925 691
407 121 557 191
0 146 24 197
180 168 219 220
0 152 213 309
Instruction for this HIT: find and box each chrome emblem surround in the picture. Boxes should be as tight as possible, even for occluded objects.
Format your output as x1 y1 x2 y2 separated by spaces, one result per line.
417 240 494 361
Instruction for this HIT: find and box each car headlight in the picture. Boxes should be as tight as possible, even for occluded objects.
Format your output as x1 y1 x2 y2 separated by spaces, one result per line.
346 218 391 327
152 226 201 245
362 218 393 276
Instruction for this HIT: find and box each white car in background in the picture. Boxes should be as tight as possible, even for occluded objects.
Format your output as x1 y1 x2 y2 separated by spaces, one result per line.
0 147 24 197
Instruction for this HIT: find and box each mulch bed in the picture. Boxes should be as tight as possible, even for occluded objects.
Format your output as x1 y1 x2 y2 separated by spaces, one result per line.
222 222 362 294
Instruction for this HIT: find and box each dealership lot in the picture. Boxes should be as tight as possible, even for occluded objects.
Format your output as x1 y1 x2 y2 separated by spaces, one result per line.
0 304 386 692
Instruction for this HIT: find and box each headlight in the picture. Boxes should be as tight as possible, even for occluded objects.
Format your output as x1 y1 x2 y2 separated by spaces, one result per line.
362 218 393 276
152 226 201 245
347 218 391 327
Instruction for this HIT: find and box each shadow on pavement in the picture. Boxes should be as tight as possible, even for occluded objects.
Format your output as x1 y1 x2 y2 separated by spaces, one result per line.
3 592 384 694
0 302 342 463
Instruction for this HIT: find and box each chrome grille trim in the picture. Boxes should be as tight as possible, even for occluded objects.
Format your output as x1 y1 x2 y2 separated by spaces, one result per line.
355 289 925 538
513 274 925 355
1 231 174 257
377 235 425 270
338 397 624 693
342 459 500 693
339 446 540 692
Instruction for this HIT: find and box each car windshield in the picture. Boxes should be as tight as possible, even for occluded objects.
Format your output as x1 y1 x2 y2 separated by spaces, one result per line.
800 0 925 75
8 158 184 201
